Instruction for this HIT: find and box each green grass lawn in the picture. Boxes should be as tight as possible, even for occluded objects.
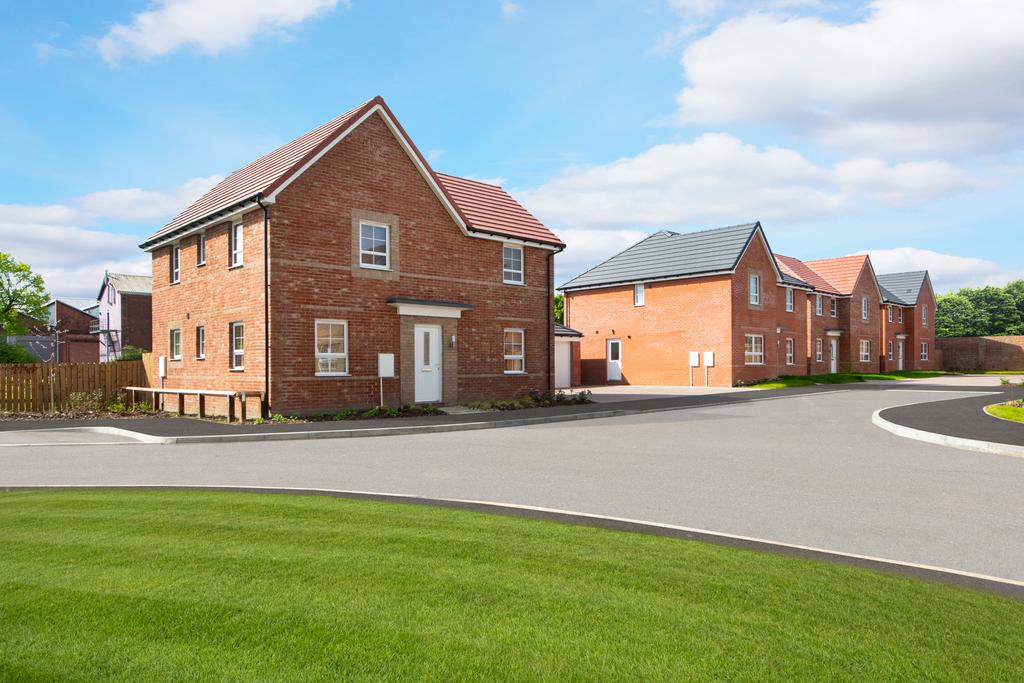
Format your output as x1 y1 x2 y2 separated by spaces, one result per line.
2 491 1023 681
751 370 947 389
985 403 1024 423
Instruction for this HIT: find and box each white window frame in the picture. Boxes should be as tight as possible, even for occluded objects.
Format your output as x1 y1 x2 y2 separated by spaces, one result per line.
744 334 764 366
634 283 645 307
815 294 823 316
920 342 929 361
748 273 761 306
830 297 838 318
230 222 244 267
169 328 181 361
230 322 244 370
887 340 894 361
859 339 871 363
785 288 794 313
106 284 115 304
861 296 869 321
898 307 904 323
359 220 390 271
502 244 524 285
785 338 795 365
815 338 823 363
887 305 893 323
197 232 206 266
503 328 525 374
196 325 205 360
314 319 349 376
170 244 180 283
922 305 928 327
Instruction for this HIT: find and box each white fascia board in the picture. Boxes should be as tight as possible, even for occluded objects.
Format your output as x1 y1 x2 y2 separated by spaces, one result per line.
560 269 737 293
142 200 263 253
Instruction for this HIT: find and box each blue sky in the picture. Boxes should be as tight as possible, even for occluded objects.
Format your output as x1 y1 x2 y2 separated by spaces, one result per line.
1 0 1022 297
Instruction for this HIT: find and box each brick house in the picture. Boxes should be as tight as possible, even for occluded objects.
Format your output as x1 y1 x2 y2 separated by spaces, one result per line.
46 299 99 364
139 96 563 415
560 223 813 387
877 271 936 371
774 254 844 373
96 273 152 361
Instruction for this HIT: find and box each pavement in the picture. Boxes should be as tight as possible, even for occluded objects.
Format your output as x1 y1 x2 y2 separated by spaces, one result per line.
3 385 1024 584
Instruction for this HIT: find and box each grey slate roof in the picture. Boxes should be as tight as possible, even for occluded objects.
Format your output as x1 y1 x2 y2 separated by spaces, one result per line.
559 222 808 291
877 271 927 306
554 322 583 337
106 273 153 296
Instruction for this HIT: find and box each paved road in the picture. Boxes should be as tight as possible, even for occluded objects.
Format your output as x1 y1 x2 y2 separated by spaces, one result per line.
3 387 1023 581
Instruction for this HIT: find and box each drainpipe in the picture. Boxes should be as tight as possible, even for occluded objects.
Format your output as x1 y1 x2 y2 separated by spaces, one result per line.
257 195 270 419
547 250 554 393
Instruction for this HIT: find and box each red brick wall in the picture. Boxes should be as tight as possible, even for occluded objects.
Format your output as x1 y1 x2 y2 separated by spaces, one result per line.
913 279 937 370
151 112 554 415
121 293 152 351
54 302 98 363
937 335 1024 371
806 292 839 373
838 267 881 373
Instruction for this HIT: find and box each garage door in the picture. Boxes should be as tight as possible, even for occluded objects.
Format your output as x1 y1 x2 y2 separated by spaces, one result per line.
555 340 571 388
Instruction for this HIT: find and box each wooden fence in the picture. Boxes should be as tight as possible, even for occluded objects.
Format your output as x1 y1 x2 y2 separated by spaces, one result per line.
0 361 148 413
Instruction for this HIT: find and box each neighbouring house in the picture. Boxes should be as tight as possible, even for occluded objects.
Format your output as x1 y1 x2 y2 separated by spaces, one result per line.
560 223 814 387
877 271 936 372
96 272 153 362
774 254 845 374
46 298 99 363
1 313 52 362
139 96 564 415
554 322 582 389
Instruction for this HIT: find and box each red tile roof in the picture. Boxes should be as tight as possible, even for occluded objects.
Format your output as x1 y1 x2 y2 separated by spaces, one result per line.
774 254 842 296
804 254 870 295
435 173 562 246
142 96 562 249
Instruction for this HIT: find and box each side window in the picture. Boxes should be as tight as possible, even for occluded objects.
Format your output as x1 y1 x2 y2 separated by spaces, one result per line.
503 329 525 373
633 283 645 306
785 288 794 312
315 320 349 375
922 305 928 327
170 244 180 283
230 322 244 369
197 232 207 265
748 273 760 306
785 338 794 365
196 326 205 359
359 221 390 270
815 294 822 316
502 245 524 284
169 329 181 360
230 223 244 267
861 296 869 321
830 297 837 317
815 338 823 362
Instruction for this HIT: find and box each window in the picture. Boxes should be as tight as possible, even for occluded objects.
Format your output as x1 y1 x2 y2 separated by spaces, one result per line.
169 329 181 360
887 340 894 361
859 339 871 363
815 294 823 316
196 326 205 360
922 305 928 327
744 334 764 365
170 244 180 283
785 338 795 365
921 342 929 361
502 245 523 284
634 283 645 306
786 288 794 312
315 320 349 375
359 221 389 270
230 322 244 369
106 284 115 304
503 329 525 373
887 305 893 323
861 297 869 321
230 223 244 267
197 233 206 265
815 338 823 363
748 273 761 306
830 297 838 317
898 307 903 323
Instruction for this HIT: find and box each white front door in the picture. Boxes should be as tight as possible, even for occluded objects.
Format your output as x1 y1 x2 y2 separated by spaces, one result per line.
606 339 622 381
555 340 571 388
829 339 838 374
897 341 904 371
414 324 442 402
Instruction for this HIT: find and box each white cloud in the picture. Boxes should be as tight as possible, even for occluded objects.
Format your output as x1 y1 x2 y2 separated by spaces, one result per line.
519 132 974 232
98 0 344 63
675 0 1024 156
500 1 522 18
554 228 647 288
0 176 220 298
667 0 721 15
862 247 1024 292
33 42 72 60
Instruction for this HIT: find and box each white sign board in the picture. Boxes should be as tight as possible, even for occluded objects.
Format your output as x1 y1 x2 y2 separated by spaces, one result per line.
158 355 167 379
378 353 395 378
703 351 715 367
689 351 700 367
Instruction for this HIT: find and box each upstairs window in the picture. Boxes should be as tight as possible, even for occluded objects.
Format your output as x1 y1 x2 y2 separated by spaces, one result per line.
634 283 645 306
815 294 823 316
502 245 523 284
898 307 904 323
170 244 180 283
197 232 206 265
922 305 928 327
230 322 244 370
230 223 244 267
359 221 390 270
887 305 893 323
503 329 525 374
315 320 349 375
748 273 761 306
786 288 794 312
861 296 869 321
107 284 115 304
744 334 764 365
830 297 838 317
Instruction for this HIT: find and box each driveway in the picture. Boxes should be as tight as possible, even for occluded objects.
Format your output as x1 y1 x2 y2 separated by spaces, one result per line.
3 387 1022 582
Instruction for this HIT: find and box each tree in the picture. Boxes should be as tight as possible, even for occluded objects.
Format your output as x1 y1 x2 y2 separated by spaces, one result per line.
553 294 565 325
0 341 38 364
935 294 986 338
962 286 1021 335
0 253 48 335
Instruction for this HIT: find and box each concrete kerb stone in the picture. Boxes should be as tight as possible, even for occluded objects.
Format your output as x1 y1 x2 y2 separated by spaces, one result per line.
872 408 1024 459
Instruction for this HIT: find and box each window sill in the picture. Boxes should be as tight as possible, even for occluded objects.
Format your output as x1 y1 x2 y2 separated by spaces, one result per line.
315 372 351 377
196 357 206 361
169 357 182 362
359 264 391 272
503 279 525 286
504 371 527 376
170 280 180 286
197 262 206 268
229 264 244 270
229 367 245 372
744 362 765 366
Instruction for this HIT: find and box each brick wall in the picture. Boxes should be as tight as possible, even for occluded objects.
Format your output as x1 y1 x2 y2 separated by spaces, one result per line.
937 336 1024 371
806 292 840 373
121 294 152 351
838 268 881 373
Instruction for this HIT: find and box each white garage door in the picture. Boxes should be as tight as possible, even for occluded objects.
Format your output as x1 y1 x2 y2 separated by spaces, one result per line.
555 340 571 388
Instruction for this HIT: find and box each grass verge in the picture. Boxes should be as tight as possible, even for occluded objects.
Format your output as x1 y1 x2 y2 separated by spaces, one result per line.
751 370 947 389
2 490 1023 680
985 403 1024 424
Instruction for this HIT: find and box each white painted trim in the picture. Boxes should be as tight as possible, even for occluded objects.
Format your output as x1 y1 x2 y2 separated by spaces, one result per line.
826 330 843 337
503 327 525 374
502 244 525 285
561 269 737 292
744 333 765 365
389 302 466 319
358 220 391 271
143 200 262 252
314 319 349 376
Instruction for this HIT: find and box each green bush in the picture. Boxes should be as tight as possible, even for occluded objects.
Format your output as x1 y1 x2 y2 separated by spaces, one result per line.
118 346 144 361
66 389 105 413
0 341 37 364
333 408 360 420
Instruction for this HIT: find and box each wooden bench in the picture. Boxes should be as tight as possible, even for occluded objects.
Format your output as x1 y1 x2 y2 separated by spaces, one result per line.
124 387 265 423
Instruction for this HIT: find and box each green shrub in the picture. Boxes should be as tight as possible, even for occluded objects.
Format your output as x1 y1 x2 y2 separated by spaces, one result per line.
333 408 360 420
271 413 289 424
118 346 144 361
66 389 104 412
0 341 37 364
1000 377 1011 385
